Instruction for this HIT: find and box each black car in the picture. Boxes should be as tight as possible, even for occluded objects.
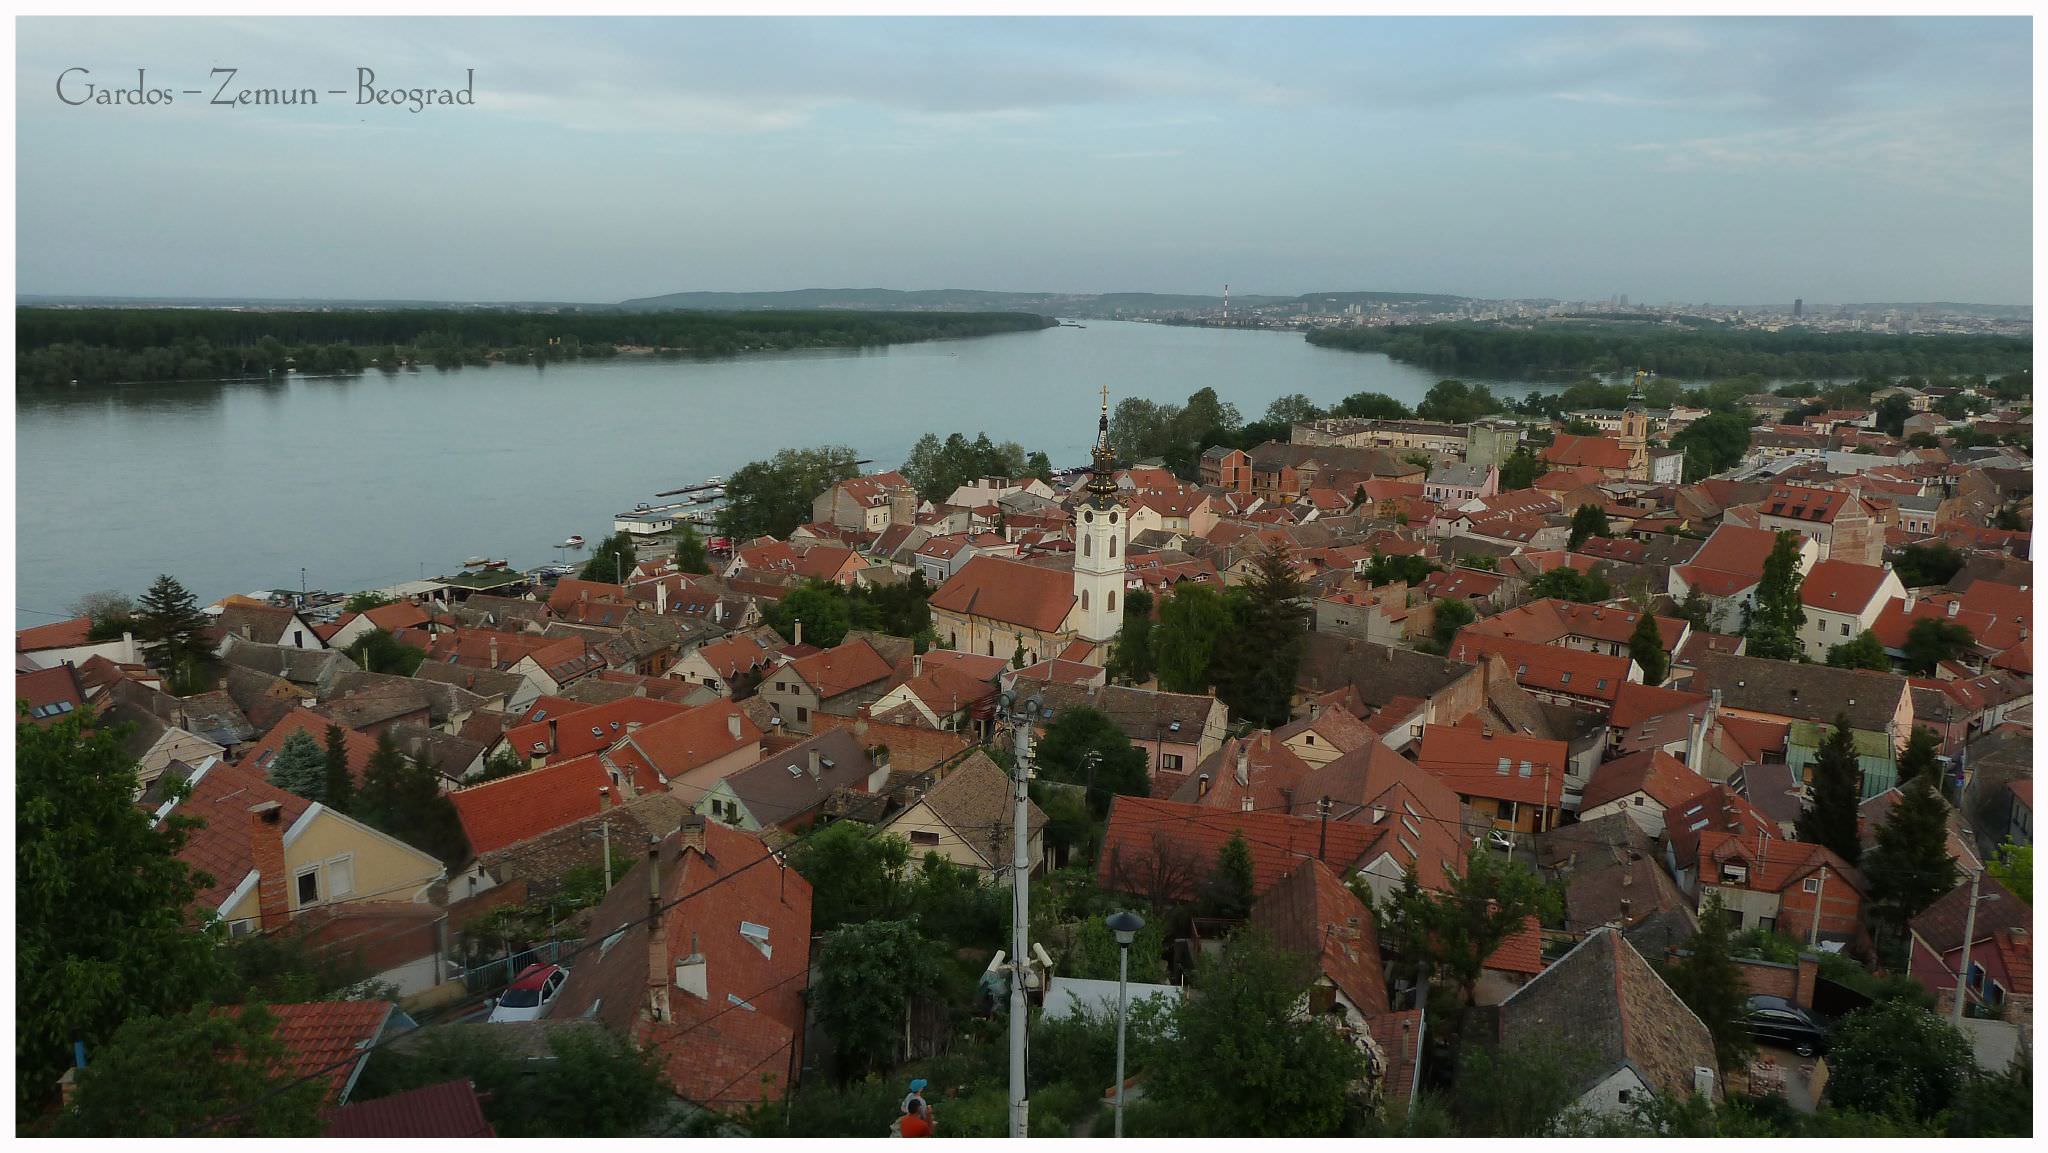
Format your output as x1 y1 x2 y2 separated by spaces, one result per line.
1740 995 1830 1056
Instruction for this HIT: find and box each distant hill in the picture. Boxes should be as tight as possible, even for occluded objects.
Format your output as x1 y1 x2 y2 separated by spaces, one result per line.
616 286 1463 316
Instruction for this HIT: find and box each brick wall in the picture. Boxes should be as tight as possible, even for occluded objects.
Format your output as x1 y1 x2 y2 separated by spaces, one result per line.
1730 954 1821 1007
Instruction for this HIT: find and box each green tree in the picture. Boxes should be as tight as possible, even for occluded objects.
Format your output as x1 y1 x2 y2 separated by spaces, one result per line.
847 573 934 643
1986 843 2031 903
901 431 1034 502
673 522 711 575
1154 582 1231 693
764 580 853 648
265 729 326 802
342 590 393 613
1415 379 1501 423
813 920 941 1081
1894 724 1940 787
1665 898 1754 1072
1364 551 1436 587
134 573 211 690
1106 586 1155 684
1892 543 1965 588
52 1004 324 1136
1902 617 1973 675
1025 450 1055 483
1864 773 1961 933
353 731 467 865
1671 412 1753 480
1873 394 1915 437
1263 393 1324 424
1428 598 1476 655
716 445 861 540
1567 503 1611 549
1795 714 1863 865
1827 630 1892 671
1946 1064 2034 1137
1743 531 1807 662
1216 542 1310 727
1823 1000 1972 1122
321 724 355 812
1065 913 1169 984
351 1021 670 1137
1526 565 1610 604
1627 611 1669 685
1139 931 1369 1136
18 716 231 1122
1033 707 1150 818
577 530 637 583
1497 445 1542 491
345 628 427 676
784 820 911 932
1199 832 1257 919
1332 391 1414 420
1381 853 1561 1005
1452 1039 1591 1137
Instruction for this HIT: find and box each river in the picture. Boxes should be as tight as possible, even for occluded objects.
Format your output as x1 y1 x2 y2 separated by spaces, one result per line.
15 320 1553 623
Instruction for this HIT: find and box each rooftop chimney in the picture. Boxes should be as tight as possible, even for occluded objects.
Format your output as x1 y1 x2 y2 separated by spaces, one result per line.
808 749 822 778
676 933 708 999
1235 743 1250 787
598 785 612 812
489 635 500 667
727 710 743 741
249 801 289 930
913 653 924 678
1198 773 1211 798
793 619 803 647
646 837 671 1023
678 813 708 856
1947 599 1960 618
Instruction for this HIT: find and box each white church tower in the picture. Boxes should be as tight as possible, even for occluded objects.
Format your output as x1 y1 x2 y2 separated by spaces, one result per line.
1073 386 1129 645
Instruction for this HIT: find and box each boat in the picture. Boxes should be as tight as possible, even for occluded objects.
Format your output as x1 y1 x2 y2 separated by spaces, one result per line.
704 475 724 486
464 556 489 567
562 535 586 548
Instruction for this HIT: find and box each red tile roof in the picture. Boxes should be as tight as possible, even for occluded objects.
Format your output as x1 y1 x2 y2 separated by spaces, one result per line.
1664 784 1773 870
238 709 379 789
787 638 895 700
1543 434 1632 471
620 699 763 786
1448 632 1632 703
1464 599 1685 652
1250 859 1389 1015
1761 485 1852 524
323 1078 495 1138
242 1000 393 1106
1799 560 1895 613
362 601 432 633
448 753 613 856
503 695 689 763
928 555 1076 634
1098 796 1391 901
16 616 93 651
15 664 85 725
1416 722 1569 809
1484 915 1546 975
168 758 313 908
1579 750 1707 813
1610 682 1711 730
1686 523 1783 581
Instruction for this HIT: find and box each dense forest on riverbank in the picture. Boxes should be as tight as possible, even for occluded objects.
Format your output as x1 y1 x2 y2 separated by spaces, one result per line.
1306 322 2032 380
16 308 1056 388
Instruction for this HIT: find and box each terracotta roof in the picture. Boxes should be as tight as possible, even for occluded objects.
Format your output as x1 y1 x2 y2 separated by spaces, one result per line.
1099 795 1392 901
1449 632 1632 704
1579 750 1707 813
928 555 1076 634
619 699 763 787
1685 523 1782 581
239 709 378 789
503 695 688 764
160 758 312 908
807 715 972 777
1799 560 1896 613
1463 599 1686 652
323 1078 495 1138
449 754 614 856
1367 1010 1426 1107
786 638 895 700
1911 873 2029 958
1542 434 1633 471
1664 783 1772 870
1498 927 1719 1104
1173 731 1316 814
1695 829 1862 897
361 601 432 633
1761 485 1852 524
1609 682 1711 730
16 664 86 725
1484 915 1546 975
1416 721 1568 809
242 1000 394 1105
16 615 93 651
1250 858 1389 1015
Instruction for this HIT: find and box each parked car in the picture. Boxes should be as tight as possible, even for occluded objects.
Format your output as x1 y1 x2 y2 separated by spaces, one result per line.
1487 828 1515 852
487 963 567 1023
1740 994 1830 1056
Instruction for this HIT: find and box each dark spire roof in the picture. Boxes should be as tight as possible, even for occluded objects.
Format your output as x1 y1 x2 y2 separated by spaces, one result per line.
1086 384 1120 509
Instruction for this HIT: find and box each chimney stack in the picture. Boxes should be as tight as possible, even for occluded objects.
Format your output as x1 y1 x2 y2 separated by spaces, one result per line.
646 837 671 1023
656 581 669 616
793 619 803 647
249 801 289 930
598 785 612 811
808 749 822 778
913 653 924 678
726 710 742 741
489 635 500 667
1947 599 1960 619
678 813 708 856
1235 743 1250 787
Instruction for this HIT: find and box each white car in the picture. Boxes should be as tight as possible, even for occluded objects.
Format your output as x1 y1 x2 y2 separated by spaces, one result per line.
1487 828 1516 852
487 963 566 1023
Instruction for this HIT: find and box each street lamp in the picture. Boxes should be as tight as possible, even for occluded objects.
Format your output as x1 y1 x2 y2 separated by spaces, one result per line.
1105 909 1146 1137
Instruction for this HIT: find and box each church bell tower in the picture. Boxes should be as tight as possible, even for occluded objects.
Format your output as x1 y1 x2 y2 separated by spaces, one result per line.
1620 369 1651 481
1073 386 1129 645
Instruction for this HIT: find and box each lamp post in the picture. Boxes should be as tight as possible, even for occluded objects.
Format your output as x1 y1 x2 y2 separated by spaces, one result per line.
1105 909 1146 1137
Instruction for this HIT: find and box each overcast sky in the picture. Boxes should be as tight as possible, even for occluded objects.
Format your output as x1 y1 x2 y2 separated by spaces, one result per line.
15 16 2033 305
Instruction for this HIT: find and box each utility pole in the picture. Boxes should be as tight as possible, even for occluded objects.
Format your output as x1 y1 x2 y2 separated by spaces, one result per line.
1003 691 1039 1139
1317 795 1331 861
1951 868 1983 1026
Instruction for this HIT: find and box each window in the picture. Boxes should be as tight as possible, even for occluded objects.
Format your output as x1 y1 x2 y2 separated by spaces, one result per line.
1161 753 1184 772
296 869 320 906
1107 591 1117 613
1633 796 1645 806
910 830 942 846
1109 536 1118 557
1082 535 1091 557
1560 672 1572 685
775 681 786 693
1758 916 1776 933
1840 622 1850 636
1080 589 1090 611
796 707 809 722
1802 877 1821 893
326 855 355 898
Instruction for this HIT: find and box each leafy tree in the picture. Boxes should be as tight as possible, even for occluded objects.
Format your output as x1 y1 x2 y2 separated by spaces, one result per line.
1567 503 1611 549
52 1004 324 1136
784 820 910 932
1452 1038 1592 1137
353 731 468 865
1332 391 1413 420
1428 598 1475 655
577 530 637 583
673 523 711 574
1363 551 1435 587
1263 393 1324 424
1986 842 2031 903
813 920 941 1080
1526 565 1610 604
847 573 935 643
1215 542 1309 727
1993 505 2025 531
1106 586 1155 684
1033 707 1149 818
1154 582 1231 693
1025 450 1054 483
1665 898 1754 1072
1902 617 1973 675
1743 531 1807 662
1380 853 1560 1005
764 580 853 648
716 445 861 541
352 1021 670 1136
1946 1064 2034 1137
1894 724 1940 787
1795 714 1863 865
18 716 230 1123
1199 832 1257 920
900 431 1034 502
1873 394 1915 437
265 730 326 802
1627 611 1669 685
1827 630 1891 671
134 573 211 688
1415 379 1501 423
345 628 426 676
342 591 393 613
1497 445 1542 491
1065 912 1169 984
73 590 137 640
1823 999 1972 1122
1138 931 1369 1136
1671 412 1753 480
1864 773 1961 932
321 724 355 812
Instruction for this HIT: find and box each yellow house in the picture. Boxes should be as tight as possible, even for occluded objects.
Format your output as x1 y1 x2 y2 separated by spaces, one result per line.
160 757 446 935
878 752 1047 879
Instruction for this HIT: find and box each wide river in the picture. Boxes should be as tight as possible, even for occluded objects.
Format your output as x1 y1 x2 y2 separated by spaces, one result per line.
16 320 1553 623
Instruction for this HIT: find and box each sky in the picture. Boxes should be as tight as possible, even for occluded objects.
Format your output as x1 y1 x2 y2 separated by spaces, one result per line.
14 16 2034 305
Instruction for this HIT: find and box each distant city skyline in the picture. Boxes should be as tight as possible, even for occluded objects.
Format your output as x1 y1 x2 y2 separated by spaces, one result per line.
16 16 2033 304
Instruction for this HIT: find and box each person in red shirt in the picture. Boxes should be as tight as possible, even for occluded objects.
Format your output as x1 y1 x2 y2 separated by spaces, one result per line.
900 1100 935 1138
